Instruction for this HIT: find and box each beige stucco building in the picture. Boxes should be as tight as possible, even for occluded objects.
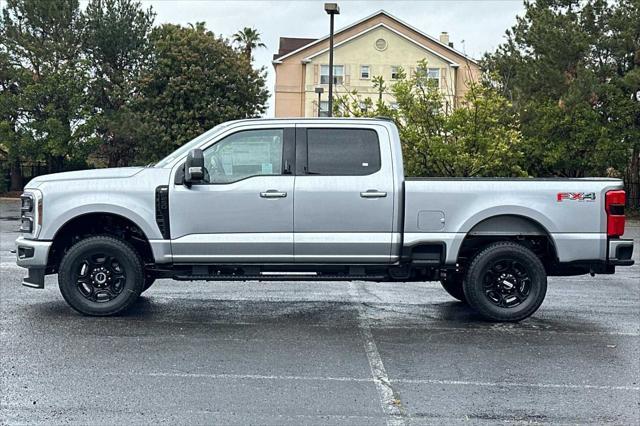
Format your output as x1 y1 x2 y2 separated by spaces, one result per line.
272 10 481 117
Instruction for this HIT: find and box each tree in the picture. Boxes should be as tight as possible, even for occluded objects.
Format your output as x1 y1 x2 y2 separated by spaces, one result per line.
441 81 526 177
232 26 266 61
372 75 386 104
604 0 640 208
335 60 526 177
81 0 155 167
0 0 87 182
135 23 269 163
0 2 272 190
0 40 28 190
483 0 640 206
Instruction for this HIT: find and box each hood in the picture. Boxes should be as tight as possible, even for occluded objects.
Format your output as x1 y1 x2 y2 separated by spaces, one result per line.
26 167 145 188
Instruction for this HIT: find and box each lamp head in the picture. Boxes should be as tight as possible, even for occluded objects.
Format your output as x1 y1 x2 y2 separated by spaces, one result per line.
324 3 340 14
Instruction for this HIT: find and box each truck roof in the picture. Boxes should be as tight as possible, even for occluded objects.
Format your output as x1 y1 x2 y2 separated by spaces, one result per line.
223 116 395 125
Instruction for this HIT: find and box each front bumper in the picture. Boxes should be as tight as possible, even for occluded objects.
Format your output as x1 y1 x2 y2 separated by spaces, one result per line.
608 238 634 266
15 237 52 289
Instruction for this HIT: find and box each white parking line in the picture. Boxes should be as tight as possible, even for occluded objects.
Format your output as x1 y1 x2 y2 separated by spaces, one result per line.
392 378 640 391
119 372 374 383
375 325 640 337
111 371 640 392
350 282 406 426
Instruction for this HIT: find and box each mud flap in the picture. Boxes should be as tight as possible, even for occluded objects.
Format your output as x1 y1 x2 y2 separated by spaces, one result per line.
22 268 45 289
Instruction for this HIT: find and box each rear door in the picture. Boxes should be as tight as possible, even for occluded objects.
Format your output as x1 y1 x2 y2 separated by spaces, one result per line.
293 125 395 263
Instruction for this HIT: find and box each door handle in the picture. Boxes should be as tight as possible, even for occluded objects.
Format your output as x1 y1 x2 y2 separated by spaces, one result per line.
260 190 287 198
360 190 387 198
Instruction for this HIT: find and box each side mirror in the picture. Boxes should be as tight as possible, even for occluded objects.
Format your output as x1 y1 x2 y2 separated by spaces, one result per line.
184 148 204 185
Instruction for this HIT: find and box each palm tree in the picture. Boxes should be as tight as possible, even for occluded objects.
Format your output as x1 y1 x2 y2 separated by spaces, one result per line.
232 27 266 61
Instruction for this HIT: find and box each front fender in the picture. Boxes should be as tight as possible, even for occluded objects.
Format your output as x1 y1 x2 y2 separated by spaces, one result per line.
40 203 163 240
40 198 161 241
35 169 171 242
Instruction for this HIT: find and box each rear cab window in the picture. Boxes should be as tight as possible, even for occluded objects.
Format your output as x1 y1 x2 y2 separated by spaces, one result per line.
303 128 381 176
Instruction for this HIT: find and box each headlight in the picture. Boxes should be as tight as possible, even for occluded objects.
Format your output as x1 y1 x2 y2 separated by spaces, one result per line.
20 190 42 238
21 196 33 212
20 217 33 233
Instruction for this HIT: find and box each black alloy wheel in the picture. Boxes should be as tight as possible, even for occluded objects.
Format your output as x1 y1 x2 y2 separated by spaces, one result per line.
463 241 547 322
58 236 144 316
75 253 127 303
481 259 532 308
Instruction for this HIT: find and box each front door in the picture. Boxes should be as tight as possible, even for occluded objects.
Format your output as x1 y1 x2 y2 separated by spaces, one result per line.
170 126 295 263
293 125 395 263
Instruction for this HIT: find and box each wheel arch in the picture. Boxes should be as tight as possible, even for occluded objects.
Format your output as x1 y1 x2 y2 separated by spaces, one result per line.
456 214 559 268
467 214 551 237
41 202 160 240
47 211 154 271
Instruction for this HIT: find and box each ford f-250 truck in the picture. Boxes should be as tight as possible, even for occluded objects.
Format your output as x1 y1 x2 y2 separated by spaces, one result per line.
15 118 634 321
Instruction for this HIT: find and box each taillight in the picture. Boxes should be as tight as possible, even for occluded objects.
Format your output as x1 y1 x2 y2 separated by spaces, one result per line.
605 190 625 237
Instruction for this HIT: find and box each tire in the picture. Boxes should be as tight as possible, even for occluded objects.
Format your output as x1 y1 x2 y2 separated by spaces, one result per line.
463 241 547 322
58 236 144 316
439 276 467 302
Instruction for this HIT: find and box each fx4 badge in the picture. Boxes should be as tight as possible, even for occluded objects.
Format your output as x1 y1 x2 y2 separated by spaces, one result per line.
557 192 596 202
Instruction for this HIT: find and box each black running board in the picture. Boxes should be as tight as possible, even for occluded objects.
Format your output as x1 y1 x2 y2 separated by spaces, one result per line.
172 273 387 282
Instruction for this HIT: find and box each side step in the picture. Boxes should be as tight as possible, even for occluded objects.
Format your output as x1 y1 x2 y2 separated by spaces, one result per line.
172 272 387 282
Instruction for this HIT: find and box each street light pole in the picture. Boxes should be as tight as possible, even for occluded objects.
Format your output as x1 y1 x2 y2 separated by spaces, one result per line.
324 3 340 117
315 87 324 117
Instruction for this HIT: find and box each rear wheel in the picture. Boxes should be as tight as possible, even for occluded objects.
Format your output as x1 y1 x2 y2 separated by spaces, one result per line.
439 275 466 302
58 236 144 316
463 241 547 322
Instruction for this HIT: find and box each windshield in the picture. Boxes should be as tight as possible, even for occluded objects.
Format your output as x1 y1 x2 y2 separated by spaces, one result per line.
153 122 230 168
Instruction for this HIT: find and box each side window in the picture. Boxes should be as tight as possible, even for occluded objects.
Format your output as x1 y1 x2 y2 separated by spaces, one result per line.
204 129 283 183
306 128 381 176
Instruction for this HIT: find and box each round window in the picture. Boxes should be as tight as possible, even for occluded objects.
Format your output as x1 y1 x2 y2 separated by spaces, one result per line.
375 38 387 51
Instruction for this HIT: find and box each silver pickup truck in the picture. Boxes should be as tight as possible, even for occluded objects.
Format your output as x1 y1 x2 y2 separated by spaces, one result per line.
15 118 634 321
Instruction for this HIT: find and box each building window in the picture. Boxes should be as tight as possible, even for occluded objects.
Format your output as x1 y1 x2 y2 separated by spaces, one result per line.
375 38 387 51
320 65 344 85
360 65 370 79
391 66 401 80
416 66 440 87
319 100 329 117
427 68 440 86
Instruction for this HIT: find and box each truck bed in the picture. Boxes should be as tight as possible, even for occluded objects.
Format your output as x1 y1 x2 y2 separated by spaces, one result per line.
403 177 624 264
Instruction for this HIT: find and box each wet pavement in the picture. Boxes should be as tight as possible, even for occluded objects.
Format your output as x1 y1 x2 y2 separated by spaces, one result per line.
1 198 639 424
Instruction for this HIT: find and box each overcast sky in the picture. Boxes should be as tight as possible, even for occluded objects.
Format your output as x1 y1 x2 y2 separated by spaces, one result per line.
142 0 526 116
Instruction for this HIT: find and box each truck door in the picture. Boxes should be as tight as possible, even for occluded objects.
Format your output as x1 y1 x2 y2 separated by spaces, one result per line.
293 125 395 263
169 126 295 262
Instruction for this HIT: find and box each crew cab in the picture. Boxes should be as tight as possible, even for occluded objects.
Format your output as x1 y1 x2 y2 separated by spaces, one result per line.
15 118 634 321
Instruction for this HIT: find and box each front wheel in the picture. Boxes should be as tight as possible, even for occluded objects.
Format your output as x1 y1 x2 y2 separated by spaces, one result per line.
58 236 144 316
463 242 547 322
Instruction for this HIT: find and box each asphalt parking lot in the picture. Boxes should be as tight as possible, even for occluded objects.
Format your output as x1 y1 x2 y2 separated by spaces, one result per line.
1 198 639 425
